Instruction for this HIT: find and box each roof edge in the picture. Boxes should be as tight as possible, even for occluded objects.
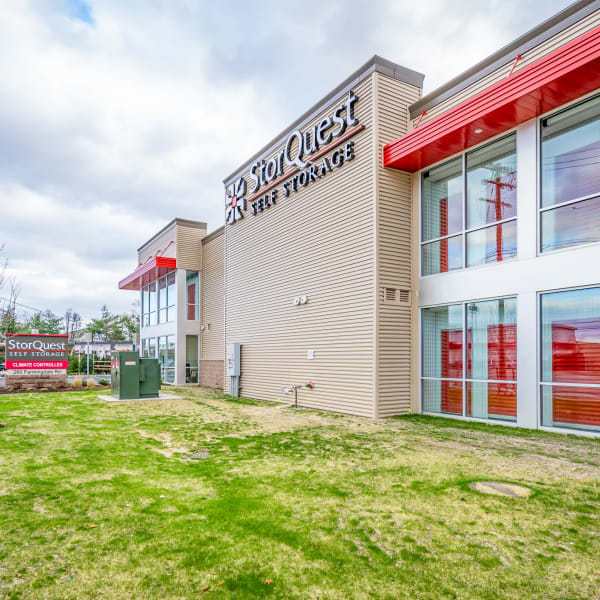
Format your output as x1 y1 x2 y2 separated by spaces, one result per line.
201 225 224 244
223 55 424 186
137 218 207 253
409 0 600 119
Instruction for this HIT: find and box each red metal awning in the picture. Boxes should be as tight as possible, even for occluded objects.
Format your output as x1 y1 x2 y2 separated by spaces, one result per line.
118 257 176 291
383 25 600 172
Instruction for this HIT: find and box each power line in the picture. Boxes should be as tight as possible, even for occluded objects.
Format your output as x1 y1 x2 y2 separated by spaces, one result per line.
0 297 45 314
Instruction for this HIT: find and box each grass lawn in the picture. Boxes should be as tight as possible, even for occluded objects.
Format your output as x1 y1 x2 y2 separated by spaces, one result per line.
0 388 599 599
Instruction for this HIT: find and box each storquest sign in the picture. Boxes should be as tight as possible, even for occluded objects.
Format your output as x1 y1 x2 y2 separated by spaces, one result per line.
6 334 69 371
225 90 364 224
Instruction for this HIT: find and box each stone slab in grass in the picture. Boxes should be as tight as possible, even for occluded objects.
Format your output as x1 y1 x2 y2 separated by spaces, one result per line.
469 480 532 498
98 393 181 402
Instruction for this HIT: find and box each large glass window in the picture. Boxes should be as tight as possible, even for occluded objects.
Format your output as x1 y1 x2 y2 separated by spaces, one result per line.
186 271 199 320
148 337 157 360
158 277 167 323
421 159 463 276
422 297 517 421
167 336 175 383
422 304 464 414
421 134 517 275
158 335 175 384
540 287 600 432
466 298 517 421
541 95 600 252
167 272 176 322
148 281 157 326
466 136 517 267
141 272 176 326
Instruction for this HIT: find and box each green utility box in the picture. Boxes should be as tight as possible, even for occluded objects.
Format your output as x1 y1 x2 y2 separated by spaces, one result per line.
111 351 161 400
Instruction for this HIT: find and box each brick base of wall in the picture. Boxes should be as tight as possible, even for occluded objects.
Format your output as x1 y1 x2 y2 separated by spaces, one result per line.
199 360 224 389
5 372 68 391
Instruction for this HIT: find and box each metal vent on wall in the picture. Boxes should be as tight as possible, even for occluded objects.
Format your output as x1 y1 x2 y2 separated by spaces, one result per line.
383 287 411 305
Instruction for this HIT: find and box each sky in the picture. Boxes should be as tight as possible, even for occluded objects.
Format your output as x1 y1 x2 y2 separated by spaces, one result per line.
0 0 576 322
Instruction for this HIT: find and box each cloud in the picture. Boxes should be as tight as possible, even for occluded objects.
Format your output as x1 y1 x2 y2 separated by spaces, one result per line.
0 0 574 321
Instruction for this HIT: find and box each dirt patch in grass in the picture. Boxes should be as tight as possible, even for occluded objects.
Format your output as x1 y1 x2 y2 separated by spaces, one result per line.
0 387 599 599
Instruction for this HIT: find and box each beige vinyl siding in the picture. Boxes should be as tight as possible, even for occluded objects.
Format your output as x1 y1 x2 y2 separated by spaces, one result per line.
413 9 600 127
201 229 224 361
225 76 377 417
375 73 422 417
138 227 176 264
176 223 206 270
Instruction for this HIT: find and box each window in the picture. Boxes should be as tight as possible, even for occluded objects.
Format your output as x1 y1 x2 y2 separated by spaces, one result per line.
186 335 199 383
540 287 600 432
158 277 167 323
421 134 517 275
466 137 517 267
148 337 157 360
167 272 176 322
158 335 176 383
141 287 149 327
422 304 464 414
421 158 463 275
186 271 199 320
148 281 157 325
540 95 600 252
422 297 517 421
466 298 517 421
141 272 176 326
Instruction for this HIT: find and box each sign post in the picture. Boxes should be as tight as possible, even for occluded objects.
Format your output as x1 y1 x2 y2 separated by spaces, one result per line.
82 332 92 379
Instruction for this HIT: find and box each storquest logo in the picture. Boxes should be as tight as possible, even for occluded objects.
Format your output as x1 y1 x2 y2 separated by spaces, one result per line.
225 178 247 225
224 90 362 225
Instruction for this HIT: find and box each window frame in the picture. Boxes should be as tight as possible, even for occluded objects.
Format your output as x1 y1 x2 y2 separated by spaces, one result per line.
419 130 519 277
420 294 518 423
537 91 600 257
141 271 177 326
537 283 600 433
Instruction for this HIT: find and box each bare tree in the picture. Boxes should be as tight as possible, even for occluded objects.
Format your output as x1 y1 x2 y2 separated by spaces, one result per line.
64 308 73 338
0 245 20 334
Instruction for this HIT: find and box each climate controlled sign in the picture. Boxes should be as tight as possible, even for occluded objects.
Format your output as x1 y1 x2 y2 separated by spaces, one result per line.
225 90 364 224
5 334 69 370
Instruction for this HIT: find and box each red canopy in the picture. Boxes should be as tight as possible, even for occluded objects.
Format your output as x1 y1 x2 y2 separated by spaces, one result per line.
118 257 176 291
384 25 600 172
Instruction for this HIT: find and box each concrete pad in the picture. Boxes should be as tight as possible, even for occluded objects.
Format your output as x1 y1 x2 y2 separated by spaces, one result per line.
469 481 532 498
98 393 181 402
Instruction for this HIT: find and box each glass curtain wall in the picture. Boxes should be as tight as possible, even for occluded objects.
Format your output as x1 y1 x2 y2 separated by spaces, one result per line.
466 298 517 421
421 134 517 275
141 272 176 326
157 335 176 383
466 136 517 267
541 95 600 252
422 298 517 421
540 287 600 431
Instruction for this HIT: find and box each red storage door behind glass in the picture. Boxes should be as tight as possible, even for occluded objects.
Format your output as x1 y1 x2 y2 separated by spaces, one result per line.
441 329 463 413
487 323 517 417
552 319 600 426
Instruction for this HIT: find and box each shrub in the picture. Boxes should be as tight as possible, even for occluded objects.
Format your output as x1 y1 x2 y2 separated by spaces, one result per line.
72 377 83 388
86 378 96 388
97 379 109 386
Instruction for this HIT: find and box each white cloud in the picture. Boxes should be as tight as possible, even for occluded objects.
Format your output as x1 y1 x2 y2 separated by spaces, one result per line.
0 0 574 321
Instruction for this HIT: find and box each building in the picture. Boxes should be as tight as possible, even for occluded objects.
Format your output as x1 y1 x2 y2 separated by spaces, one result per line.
121 0 600 436
70 341 135 358
118 218 224 388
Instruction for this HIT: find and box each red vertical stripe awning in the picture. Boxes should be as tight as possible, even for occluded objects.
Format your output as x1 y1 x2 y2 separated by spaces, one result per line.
118 257 176 290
